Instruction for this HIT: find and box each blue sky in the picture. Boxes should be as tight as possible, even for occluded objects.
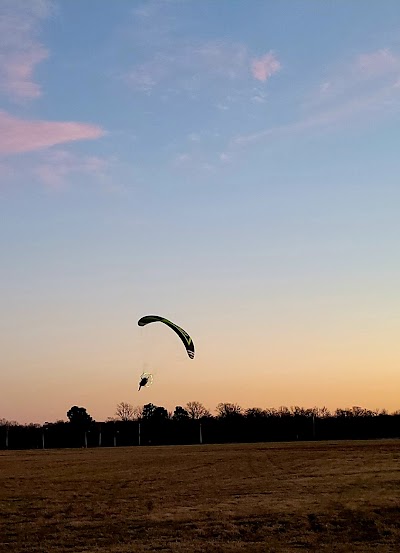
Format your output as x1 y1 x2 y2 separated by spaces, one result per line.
1 1 400 423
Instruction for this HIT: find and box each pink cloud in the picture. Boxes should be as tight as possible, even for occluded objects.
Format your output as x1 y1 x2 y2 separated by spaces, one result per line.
0 46 49 99
0 0 52 101
0 111 105 155
251 52 281 82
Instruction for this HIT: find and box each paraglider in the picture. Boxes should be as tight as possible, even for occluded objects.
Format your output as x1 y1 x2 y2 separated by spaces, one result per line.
138 372 153 391
137 315 195 359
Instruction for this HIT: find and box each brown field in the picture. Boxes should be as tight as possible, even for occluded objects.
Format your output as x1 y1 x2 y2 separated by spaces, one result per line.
1 440 400 552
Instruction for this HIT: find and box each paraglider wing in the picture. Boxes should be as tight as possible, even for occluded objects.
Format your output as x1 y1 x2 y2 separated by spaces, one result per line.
138 315 195 359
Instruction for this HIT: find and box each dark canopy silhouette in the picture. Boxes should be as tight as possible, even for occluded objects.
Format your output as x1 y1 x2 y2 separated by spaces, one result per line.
67 406 93 429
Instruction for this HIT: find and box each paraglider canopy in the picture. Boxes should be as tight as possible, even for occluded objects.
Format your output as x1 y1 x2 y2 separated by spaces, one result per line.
138 315 195 359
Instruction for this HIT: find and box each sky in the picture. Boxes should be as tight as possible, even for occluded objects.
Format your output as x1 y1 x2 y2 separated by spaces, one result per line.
1 1 400 424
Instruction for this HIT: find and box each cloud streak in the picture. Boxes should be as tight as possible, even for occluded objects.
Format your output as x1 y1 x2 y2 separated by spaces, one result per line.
0 149 115 191
234 47 400 147
357 48 399 77
126 41 251 93
1 47 49 100
33 150 110 189
125 36 281 95
0 111 105 155
313 48 400 107
235 84 400 147
0 0 53 102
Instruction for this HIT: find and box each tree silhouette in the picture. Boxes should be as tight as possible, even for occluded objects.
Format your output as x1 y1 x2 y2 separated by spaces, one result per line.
173 406 189 421
216 402 242 418
153 406 169 421
67 406 93 429
115 402 136 421
245 407 265 419
186 401 210 419
142 403 157 419
3 400 400 450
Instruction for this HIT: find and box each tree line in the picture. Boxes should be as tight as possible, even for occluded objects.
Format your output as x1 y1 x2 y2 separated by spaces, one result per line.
1 402 399 450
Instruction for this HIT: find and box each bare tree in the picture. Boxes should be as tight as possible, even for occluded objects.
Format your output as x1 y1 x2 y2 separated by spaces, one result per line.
133 405 144 420
277 406 291 417
115 402 136 421
185 401 211 419
315 406 331 418
245 407 265 418
216 402 242 418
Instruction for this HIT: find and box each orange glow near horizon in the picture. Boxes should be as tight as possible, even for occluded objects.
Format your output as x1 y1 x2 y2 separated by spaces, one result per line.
2 305 399 424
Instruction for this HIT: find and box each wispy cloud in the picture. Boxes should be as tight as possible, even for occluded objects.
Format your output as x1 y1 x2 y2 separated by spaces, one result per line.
172 151 216 173
234 47 400 147
251 88 268 104
124 4 281 97
126 40 253 93
0 0 53 102
251 52 281 82
219 152 231 163
173 152 192 168
314 48 400 106
234 92 387 146
357 48 399 77
132 4 157 18
0 148 116 191
33 150 110 189
0 47 49 100
121 2 283 125
0 111 105 155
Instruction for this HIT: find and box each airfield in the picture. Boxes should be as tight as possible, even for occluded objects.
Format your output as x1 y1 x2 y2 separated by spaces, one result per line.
1 440 399 552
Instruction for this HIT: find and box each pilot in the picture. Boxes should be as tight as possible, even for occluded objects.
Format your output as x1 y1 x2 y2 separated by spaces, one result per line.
138 375 149 391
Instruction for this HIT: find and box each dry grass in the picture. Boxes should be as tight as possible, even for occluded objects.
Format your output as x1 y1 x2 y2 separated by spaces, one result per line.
1 440 400 552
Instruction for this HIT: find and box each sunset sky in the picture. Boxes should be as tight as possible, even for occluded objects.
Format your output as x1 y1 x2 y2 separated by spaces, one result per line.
1 1 400 424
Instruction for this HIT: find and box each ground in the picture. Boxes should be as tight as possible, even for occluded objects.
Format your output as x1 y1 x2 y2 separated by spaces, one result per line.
1 440 400 552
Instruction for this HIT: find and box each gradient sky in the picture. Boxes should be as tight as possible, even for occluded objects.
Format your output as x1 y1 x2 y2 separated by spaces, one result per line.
1 1 400 424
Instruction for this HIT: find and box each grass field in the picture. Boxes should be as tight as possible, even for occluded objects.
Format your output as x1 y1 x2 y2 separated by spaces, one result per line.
1 440 400 552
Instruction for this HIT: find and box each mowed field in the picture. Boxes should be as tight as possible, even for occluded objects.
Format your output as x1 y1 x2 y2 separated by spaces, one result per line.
1 440 400 552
